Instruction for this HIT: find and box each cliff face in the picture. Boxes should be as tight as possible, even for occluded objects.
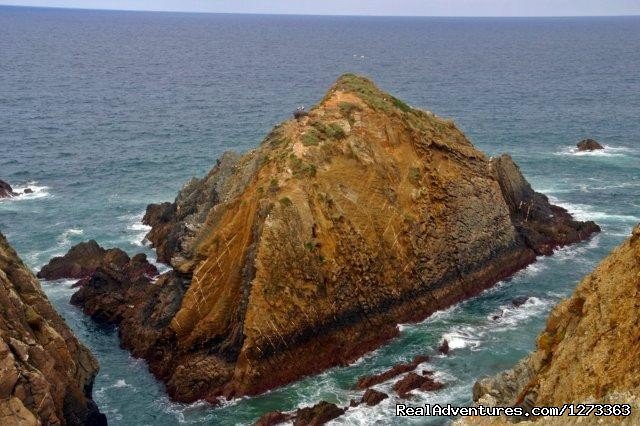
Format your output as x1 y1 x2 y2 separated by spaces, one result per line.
76 74 597 403
471 225 640 412
0 233 105 425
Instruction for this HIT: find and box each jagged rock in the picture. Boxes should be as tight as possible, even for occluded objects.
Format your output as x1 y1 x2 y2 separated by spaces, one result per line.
438 339 450 355
492 154 600 255
293 401 346 425
360 388 388 406
576 138 604 151
73 74 598 403
393 372 444 398
0 232 106 425
0 179 17 198
355 355 429 389
38 239 158 281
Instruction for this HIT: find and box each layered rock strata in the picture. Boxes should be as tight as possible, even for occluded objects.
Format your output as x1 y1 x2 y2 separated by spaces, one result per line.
0 232 106 425
462 224 640 424
72 74 598 403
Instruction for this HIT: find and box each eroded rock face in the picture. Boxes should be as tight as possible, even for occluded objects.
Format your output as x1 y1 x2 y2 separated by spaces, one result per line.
72 74 598 403
0 232 106 425
0 179 18 198
37 240 158 281
466 224 640 423
576 138 604 151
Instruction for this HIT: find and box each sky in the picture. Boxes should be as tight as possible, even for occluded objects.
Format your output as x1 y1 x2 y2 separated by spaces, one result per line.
2 0 640 17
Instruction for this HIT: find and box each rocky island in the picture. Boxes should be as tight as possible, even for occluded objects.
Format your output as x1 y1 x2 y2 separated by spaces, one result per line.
58 75 598 404
0 232 106 425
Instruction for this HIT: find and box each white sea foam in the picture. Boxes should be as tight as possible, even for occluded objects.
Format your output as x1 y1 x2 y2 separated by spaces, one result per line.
1 182 50 201
123 212 151 246
57 228 84 245
548 196 640 224
554 145 634 157
441 297 552 352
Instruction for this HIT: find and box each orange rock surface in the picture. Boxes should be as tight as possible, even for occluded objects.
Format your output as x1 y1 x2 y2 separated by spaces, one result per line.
77 75 598 402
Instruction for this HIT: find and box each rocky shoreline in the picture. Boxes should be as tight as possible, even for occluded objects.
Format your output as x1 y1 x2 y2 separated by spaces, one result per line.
0 233 106 425
458 224 640 425
45 75 599 407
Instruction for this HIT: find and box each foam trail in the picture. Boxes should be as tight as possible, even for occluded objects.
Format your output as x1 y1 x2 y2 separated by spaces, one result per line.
1 182 50 200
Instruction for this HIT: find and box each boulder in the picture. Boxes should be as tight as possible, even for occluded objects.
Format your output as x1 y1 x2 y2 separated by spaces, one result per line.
576 138 604 151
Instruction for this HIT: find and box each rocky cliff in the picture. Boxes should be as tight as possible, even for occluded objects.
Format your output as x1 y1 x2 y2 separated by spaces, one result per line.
463 224 640 424
72 74 598 403
0 233 106 425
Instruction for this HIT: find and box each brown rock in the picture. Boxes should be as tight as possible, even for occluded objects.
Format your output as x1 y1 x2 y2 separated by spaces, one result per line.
394 372 445 398
38 239 158 281
255 401 345 426
355 354 430 389
255 411 292 426
438 339 450 355
73 74 598 403
0 232 106 425
293 401 345 425
576 138 604 151
360 388 388 406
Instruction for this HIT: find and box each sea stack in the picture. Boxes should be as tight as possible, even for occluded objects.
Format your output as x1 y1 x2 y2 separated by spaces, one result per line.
71 74 599 403
461 223 640 424
0 232 106 425
576 138 604 151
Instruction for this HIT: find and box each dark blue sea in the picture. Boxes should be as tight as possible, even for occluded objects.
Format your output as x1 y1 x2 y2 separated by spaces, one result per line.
1 6 639 425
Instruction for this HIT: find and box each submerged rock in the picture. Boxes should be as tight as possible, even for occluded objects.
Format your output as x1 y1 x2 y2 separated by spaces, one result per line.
72 74 598 403
576 138 604 151
38 239 158 281
0 179 17 198
0 232 106 425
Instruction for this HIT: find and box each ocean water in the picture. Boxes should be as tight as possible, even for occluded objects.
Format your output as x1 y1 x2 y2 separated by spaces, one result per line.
1 7 639 425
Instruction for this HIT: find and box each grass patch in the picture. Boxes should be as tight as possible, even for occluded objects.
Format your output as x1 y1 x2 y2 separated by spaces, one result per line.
408 167 422 184
391 96 411 113
301 128 321 146
279 197 292 207
289 155 317 178
308 120 346 142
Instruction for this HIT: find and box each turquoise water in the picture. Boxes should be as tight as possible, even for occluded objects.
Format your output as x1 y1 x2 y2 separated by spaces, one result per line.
1 7 639 425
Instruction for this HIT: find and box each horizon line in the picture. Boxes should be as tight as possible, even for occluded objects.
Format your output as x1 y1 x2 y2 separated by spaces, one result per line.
2 4 640 18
